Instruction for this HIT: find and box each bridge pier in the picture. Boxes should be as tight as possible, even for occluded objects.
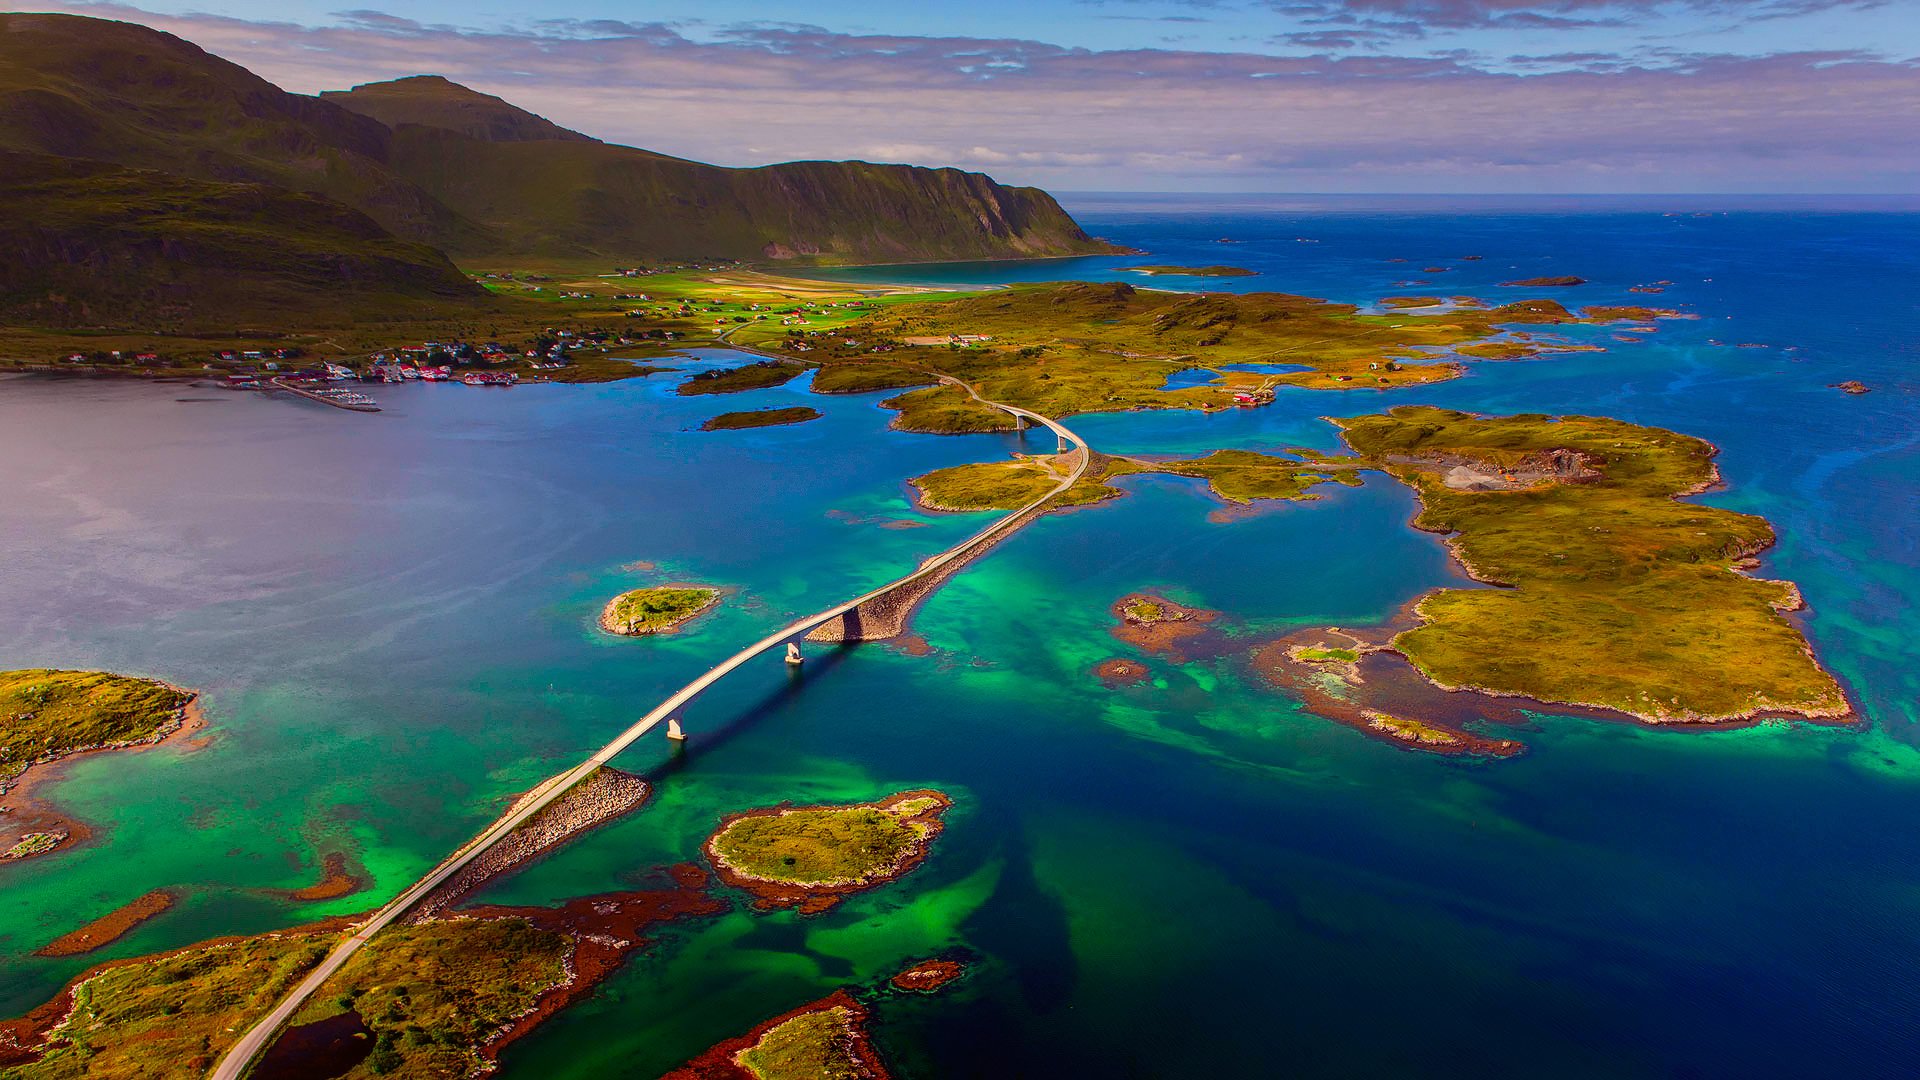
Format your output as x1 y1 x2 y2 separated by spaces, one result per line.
1057 434 1069 454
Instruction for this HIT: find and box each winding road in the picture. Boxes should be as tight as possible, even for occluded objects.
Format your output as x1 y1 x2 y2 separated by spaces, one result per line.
211 380 1088 1080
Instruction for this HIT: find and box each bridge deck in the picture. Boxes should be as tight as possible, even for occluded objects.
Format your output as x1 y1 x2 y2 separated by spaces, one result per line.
211 377 1088 1080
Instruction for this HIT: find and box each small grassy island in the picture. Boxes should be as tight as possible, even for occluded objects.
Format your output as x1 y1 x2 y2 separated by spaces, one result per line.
909 456 1070 511
1336 407 1850 723
677 360 805 396
702 406 823 431
1110 593 1219 658
1499 275 1586 287
600 585 721 636
1127 264 1256 277
0 669 196 861
663 991 889 1080
705 790 952 913
909 448 1356 514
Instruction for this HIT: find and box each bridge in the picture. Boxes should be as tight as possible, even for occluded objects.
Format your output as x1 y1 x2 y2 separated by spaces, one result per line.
210 380 1087 1080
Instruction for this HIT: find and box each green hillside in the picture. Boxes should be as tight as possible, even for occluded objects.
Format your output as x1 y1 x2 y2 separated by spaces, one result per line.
0 12 485 249
0 151 488 329
0 12 1115 334
321 75 1117 263
320 75 599 144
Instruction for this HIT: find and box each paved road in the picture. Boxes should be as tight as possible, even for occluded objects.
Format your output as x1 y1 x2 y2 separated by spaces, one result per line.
211 381 1086 1080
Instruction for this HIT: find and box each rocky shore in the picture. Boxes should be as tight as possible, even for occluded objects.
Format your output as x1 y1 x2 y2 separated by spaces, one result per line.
412 768 650 919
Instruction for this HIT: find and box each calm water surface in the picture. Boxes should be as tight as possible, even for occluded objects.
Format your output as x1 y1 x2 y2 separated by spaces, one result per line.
2 195 1918 1077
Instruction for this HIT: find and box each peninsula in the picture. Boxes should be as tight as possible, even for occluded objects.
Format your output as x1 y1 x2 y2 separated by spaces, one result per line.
0 670 198 861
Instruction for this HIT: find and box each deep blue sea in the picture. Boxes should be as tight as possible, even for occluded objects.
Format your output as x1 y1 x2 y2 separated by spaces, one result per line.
2 194 1917 1077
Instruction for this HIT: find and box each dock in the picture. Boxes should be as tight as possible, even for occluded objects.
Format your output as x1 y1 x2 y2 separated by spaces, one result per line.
269 377 381 413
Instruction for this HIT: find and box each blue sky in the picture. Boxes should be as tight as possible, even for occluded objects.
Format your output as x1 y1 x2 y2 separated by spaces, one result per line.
15 0 1919 191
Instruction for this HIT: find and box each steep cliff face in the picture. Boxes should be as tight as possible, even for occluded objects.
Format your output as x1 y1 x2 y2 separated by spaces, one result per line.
0 152 486 329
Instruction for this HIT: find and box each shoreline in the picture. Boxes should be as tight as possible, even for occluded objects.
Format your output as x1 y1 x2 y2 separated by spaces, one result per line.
2 687 206 863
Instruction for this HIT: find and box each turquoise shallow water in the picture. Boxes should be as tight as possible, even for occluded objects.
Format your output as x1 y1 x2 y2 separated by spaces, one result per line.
3 195 1919 1076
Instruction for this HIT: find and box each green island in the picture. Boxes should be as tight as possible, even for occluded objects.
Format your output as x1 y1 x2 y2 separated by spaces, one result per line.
909 447 1357 512
705 790 952 913
1363 712 1468 748
742 282 1592 425
599 586 721 636
909 457 1071 511
736 999 880 1080
1292 645 1361 664
677 360 805 396
702 406 823 431
1335 406 1850 723
1127 264 1256 277
0 670 194 788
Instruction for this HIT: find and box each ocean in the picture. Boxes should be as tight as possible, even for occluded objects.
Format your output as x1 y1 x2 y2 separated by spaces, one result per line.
2 193 1917 1076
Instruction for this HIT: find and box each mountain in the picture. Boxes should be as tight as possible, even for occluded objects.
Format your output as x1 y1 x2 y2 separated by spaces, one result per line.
0 12 481 247
0 12 1113 330
0 151 487 329
321 75 1112 263
320 75 598 144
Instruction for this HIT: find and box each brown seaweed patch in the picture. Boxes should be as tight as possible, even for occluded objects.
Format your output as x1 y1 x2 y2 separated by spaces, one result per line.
282 851 367 903
34 889 178 958
890 958 967 993
1093 658 1152 688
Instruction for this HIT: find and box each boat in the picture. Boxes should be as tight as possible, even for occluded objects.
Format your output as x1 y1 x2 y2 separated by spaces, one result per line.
461 371 519 386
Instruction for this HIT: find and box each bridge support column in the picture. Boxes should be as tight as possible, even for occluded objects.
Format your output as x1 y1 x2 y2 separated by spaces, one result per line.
1057 435 1069 454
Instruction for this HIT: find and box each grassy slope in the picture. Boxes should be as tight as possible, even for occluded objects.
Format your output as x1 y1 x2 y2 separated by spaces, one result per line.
1338 406 1848 722
289 918 570 1077
0 669 190 787
370 122 1116 264
6 931 338 1078
6 919 567 1079
319 75 596 144
0 13 479 248
0 152 487 330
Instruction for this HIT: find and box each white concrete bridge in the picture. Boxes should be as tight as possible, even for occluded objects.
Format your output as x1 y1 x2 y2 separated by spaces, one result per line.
211 382 1086 1080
